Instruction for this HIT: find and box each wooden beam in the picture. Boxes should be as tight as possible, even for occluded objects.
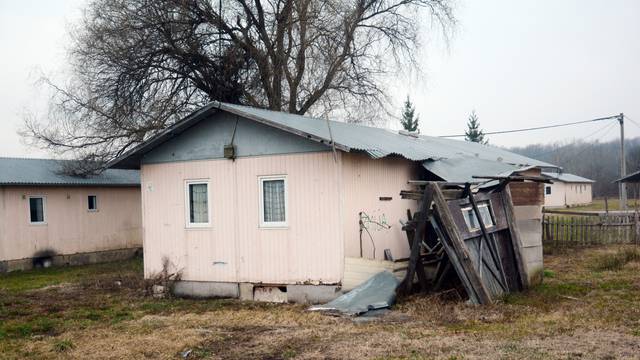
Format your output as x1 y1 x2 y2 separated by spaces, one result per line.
501 185 529 290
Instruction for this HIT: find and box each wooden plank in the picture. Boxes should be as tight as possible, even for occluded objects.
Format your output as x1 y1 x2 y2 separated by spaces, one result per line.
509 182 544 206
427 182 493 304
403 209 429 292
401 189 433 294
542 209 600 217
501 185 529 289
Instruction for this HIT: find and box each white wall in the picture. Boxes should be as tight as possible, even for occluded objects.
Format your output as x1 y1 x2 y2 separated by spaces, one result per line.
544 182 593 207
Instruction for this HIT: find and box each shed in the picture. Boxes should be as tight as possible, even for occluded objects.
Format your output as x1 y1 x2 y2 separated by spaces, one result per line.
0 158 142 272
541 171 594 207
109 102 554 302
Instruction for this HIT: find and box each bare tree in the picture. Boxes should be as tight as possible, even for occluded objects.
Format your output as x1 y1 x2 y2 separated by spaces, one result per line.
24 0 454 168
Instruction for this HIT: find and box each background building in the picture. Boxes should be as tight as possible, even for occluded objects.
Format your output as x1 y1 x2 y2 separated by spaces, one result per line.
542 172 594 207
0 158 142 272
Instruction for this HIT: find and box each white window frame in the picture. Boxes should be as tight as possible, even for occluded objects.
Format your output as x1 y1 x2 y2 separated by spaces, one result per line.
258 175 288 228
461 202 495 232
184 179 211 228
87 194 98 212
28 195 47 225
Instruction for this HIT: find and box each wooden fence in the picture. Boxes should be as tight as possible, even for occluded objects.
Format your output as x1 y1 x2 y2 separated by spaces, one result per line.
542 210 640 247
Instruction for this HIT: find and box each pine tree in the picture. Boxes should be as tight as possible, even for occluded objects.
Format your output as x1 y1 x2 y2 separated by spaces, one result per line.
400 96 419 132
465 110 487 144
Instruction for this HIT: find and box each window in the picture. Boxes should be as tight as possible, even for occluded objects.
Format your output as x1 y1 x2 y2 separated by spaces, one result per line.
185 180 210 227
259 175 287 227
29 196 46 224
461 201 494 232
545 186 552 195
88 195 98 211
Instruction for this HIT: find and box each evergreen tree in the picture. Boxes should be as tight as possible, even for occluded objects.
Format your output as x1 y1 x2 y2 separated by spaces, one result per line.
465 110 487 144
400 96 420 132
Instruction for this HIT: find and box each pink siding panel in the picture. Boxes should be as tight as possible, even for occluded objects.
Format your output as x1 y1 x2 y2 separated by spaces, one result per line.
341 153 418 261
141 152 343 284
0 186 142 262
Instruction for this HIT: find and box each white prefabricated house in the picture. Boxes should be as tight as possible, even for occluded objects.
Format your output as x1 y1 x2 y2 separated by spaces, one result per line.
541 172 594 208
0 158 142 272
109 102 555 303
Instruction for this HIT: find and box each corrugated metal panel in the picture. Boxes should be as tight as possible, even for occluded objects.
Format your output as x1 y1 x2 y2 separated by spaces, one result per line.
0 158 139 186
422 156 523 183
109 102 557 178
616 169 640 183
541 171 594 183
219 102 554 167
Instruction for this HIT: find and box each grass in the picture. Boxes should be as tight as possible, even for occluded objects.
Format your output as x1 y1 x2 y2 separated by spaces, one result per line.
2 247 640 359
563 198 640 212
591 247 640 271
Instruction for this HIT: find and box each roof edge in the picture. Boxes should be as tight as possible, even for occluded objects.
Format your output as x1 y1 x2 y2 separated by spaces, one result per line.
107 102 350 169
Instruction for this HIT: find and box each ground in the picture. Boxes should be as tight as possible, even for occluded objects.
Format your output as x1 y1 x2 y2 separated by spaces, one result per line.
2 246 640 359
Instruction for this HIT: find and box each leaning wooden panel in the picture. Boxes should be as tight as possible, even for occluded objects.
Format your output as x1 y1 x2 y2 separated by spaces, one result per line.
427 182 493 305
501 185 529 289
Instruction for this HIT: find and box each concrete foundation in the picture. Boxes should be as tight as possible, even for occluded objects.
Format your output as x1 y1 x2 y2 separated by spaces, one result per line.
0 247 142 273
172 280 342 304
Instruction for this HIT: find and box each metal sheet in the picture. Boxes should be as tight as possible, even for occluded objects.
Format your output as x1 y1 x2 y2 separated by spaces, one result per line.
541 171 595 183
109 101 557 173
308 271 399 316
0 158 139 186
423 156 525 184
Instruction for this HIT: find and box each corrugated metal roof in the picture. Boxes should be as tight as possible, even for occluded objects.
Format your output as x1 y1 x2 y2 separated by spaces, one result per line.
219 102 555 167
542 171 594 183
616 169 640 183
423 156 529 184
0 157 140 186
108 101 557 182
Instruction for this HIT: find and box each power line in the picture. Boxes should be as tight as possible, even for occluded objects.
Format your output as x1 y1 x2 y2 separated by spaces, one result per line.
439 115 621 138
526 121 619 158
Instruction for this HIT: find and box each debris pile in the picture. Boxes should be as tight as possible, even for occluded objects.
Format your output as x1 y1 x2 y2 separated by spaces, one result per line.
398 178 546 304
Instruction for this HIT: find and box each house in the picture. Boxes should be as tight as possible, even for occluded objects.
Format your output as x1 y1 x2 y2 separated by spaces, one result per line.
109 102 555 303
0 158 142 272
541 171 594 207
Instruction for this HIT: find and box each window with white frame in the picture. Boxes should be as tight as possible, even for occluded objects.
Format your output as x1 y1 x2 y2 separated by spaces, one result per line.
29 196 46 224
185 180 210 227
545 186 552 195
259 175 287 227
461 201 494 232
87 195 98 211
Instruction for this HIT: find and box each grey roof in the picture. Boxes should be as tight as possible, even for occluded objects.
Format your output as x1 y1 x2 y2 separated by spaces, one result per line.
0 158 140 186
615 169 640 183
424 156 535 184
542 171 594 183
108 102 557 182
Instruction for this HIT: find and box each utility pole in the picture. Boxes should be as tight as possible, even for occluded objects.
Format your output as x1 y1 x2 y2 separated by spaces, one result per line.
619 113 627 210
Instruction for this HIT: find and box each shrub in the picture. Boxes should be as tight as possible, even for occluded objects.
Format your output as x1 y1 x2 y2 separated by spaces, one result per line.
593 247 640 271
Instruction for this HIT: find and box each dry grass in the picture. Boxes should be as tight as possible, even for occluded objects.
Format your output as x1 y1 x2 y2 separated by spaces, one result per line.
2 246 640 359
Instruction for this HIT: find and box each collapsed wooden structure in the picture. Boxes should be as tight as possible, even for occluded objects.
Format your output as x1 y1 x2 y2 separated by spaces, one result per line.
399 177 549 304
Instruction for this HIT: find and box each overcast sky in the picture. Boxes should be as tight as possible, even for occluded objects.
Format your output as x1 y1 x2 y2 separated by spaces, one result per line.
1 0 640 158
